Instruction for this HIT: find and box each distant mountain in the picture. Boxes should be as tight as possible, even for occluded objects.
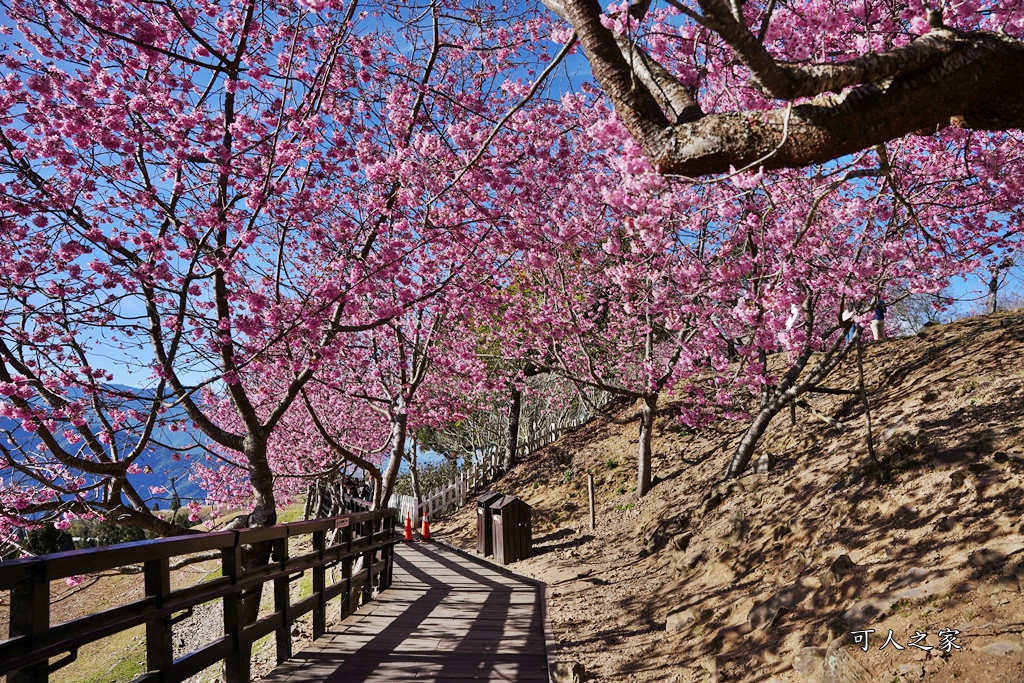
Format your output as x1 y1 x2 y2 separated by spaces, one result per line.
0 386 209 509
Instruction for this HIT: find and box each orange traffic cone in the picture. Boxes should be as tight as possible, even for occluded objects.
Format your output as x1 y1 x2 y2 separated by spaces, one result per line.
419 513 431 542
403 513 413 542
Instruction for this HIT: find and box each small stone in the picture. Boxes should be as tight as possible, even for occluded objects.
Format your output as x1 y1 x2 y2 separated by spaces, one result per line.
949 471 967 490
829 554 858 580
698 655 718 679
842 595 891 629
672 531 694 552
897 662 924 679
738 472 768 492
792 647 826 679
820 642 872 683
666 607 697 633
549 660 584 683
749 578 818 629
997 575 1020 592
754 452 776 473
980 641 1023 656
676 549 705 571
970 542 1024 569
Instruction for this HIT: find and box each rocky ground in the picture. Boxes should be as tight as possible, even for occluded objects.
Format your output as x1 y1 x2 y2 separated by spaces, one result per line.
433 309 1024 683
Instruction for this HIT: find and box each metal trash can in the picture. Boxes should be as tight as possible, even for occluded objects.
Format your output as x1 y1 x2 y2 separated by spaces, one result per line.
476 491 504 556
490 496 532 565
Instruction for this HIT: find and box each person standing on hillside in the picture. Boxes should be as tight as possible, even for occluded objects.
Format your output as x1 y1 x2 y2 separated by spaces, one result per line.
871 299 887 340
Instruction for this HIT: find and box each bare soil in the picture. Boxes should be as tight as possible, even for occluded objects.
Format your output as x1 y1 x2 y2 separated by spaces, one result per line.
433 309 1024 683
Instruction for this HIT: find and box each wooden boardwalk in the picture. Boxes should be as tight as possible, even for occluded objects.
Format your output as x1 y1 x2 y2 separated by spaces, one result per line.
262 542 549 682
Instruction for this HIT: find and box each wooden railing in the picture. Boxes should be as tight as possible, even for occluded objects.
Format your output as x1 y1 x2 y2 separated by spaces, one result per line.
0 509 399 683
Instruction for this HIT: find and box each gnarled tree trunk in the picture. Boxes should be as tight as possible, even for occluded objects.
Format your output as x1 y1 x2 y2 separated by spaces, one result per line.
637 393 658 496
502 382 523 474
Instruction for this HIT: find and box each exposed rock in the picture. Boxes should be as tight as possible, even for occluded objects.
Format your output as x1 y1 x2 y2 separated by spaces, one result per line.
949 470 967 490
675 549 705 571
827 554 858 582
698 655 719 681
696 491 723 518
549 660 584 683
896 662 924 679
969 542 1024 569
820 641 872 683
738 473 768 492
665 607 697 633
672 531 694 552
748 578 819 630
842 596 891 629
980 640 1023 656
792 647 826 679
754 452 776 473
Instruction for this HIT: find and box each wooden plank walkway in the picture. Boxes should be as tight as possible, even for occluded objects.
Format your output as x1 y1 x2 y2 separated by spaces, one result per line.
261 542 549 682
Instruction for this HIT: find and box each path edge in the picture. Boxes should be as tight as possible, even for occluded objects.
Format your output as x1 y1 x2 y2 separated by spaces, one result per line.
430 538 560 676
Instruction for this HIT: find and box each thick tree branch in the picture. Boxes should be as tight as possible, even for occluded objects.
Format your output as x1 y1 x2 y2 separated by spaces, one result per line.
695 0 965 100
555 0 1024 176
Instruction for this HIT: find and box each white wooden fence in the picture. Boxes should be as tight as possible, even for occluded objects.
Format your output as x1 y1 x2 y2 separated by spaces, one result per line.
388 407 600 526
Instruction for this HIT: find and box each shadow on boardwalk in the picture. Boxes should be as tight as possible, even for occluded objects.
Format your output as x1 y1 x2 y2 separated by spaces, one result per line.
262 542 549 682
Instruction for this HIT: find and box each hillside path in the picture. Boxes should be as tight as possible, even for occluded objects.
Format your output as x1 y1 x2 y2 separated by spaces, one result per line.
261 542 549 682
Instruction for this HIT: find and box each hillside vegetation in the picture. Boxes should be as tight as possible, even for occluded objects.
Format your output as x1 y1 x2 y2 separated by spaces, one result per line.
434 309 1024 683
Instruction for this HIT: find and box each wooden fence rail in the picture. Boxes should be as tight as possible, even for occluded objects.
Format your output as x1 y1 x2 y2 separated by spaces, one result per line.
0 509 399 683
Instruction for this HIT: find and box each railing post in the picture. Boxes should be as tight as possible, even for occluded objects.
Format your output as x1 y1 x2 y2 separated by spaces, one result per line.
272 537 291 665
144 557 172 683
8 561 49 683
222 536 250 683
312 529 326 640
380 513 395 590
360 518 374 605
339 522 354 619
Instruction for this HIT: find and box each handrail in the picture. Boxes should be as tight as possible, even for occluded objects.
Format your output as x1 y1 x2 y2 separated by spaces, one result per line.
0 509 399 683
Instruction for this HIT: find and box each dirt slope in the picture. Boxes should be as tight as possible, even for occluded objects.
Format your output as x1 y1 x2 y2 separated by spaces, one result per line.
433 309 1024 683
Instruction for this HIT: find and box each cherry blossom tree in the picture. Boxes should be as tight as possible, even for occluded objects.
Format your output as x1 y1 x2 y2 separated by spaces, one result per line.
0 0 568 557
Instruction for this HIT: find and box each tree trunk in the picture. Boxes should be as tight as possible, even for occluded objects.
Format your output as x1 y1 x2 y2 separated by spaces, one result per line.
726 398 786 479
409 435 422 502
502 382 522 473
378 413 407 510
240 435 277 626
637 393 658 496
